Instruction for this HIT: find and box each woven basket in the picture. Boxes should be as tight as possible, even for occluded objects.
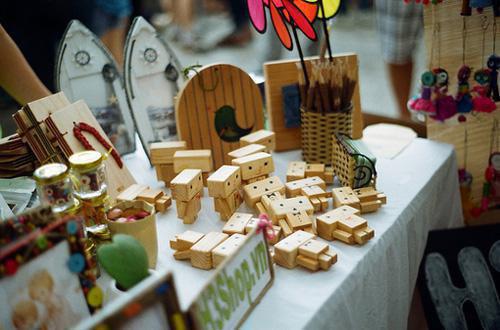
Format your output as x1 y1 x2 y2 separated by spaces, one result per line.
301 105 353 164
331 133 377 188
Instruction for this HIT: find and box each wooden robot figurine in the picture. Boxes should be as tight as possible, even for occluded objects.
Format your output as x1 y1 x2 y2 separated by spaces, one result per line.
207 165 242 221
170 169 203 224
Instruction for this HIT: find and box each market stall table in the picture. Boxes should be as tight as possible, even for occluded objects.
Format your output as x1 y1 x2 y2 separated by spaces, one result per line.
105 137 463 329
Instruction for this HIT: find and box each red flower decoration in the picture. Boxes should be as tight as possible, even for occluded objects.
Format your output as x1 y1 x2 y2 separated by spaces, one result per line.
247 0 318 50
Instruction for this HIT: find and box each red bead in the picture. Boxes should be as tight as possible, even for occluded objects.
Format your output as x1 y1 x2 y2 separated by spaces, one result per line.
485 166 495 181
458 114 466 122
5 259 18 275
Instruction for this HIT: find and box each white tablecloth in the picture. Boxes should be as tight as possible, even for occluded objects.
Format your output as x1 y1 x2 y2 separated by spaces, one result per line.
117 138 463 329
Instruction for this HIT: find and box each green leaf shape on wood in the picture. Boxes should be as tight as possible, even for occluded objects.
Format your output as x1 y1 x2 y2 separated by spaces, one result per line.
97 234 149 290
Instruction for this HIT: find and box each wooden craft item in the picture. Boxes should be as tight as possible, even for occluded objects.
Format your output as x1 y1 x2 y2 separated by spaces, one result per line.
155 164 176 186
150 141 187 165
207 165 241 198
124 17 183 158
285 211 313 230
170 169 203 223
45 100 136 199
231 152 274 181
213 190 242 221
222 212 253 235
211 233 247 267
117 184 149 201
260 191 285 210
316 206 374 245
239 129 276 151
285 176 326 197
305 164 326 179
243 176 286 207
227 143 266 160
190 232 229 269
263 54 363 151
155 195 172 212
55 20 136 156
332 187 361 209
175 64 265 168
173 149 213 173
136 188 164 203
286 161 307 182
268 196 314 223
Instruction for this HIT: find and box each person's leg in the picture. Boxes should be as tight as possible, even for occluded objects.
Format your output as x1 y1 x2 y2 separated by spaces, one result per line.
100 17 129 67
375 0 422 120
218 0 252 46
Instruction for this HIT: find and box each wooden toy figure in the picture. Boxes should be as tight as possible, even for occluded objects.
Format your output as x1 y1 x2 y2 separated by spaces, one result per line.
173 150 213 186
472 69 496 113
170 169 203 224
487 54 500 102
207 165 242 220
231 152 274 184
456 65 474 113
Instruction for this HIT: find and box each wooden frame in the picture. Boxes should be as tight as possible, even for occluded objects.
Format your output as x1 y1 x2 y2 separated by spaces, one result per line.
263 54 363 151
74 269 186 330
188 229 274 329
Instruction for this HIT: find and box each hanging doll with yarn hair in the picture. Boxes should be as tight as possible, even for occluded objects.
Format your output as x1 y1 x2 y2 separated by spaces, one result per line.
456 65 474 113
430 68 457 121
407 71 436 115
472 68 496 112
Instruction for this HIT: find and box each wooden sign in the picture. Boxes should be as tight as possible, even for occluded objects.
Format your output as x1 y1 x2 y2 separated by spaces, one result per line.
263 54 363 151
175 64 265 168
418 224 500 328
188 229 274 329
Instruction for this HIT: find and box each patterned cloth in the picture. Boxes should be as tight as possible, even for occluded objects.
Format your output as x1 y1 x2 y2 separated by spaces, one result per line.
375 0 423 64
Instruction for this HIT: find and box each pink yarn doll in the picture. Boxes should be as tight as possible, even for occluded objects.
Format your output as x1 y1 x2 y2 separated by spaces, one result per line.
430 68 457 121
472 68 496 113
408 70 436 115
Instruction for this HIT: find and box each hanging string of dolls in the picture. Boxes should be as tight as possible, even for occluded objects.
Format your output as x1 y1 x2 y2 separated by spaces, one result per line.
408 2 499 122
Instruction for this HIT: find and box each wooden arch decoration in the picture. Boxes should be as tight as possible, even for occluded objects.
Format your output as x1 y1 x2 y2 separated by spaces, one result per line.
175 64 265 168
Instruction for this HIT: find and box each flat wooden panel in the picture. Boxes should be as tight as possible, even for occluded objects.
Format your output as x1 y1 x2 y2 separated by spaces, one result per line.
176 64 264 168
263 54 363 151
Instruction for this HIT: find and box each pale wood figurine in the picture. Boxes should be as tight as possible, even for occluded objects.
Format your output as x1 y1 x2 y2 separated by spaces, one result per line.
116 183 172 213
173 149 213 186
231 152 274 184
242 176 285 208
285 176 326 197
239 129 275 152
150 141 187 187
273 230 337 271
227 143 266 161
316 206 374 245
170 169 203 224
331 186 386 214
207 165 242 220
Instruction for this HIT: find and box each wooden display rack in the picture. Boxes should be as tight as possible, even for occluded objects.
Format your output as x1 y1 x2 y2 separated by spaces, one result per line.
424 1 500 208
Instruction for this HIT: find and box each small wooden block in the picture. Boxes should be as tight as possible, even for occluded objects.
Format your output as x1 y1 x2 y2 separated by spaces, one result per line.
150 141 187 165
285 176 326 197
318 247 338 270
310 198 321 212
354 229 370 245
360 200 382 213
303 226 316 235
337 214 367 233
377 194 387 204
324 166 334 184
273 230 315 268
245 218 259 234
136 188 164 203
207 165 241 198
170 169 203 201
155 164 176 185
300 185 329 199
155 195 172 212
245 175 269 184
364 227 375 238
243 176 285 207
173 249 191 260
212 234 247 267
298 239 329 260
317 206 360 241
332 229 354 244
279 219 293 237
239 129 275 151
222 213 253 235
255 202 267 215
286 161 306 182
214 192 241 221
116 184 149 202
227 144 266 160
331 187 361 209
268 225 282 245
173 150 213 173
296 254 319 271
176 231 204 250
261 191 284 210
319 197 329 210
231 152 274 180
169 239 179 250
183 196 201 224
285 211 312 230
305 163 325 179
268 196 314 222
353 187 379 202
190 232 229 270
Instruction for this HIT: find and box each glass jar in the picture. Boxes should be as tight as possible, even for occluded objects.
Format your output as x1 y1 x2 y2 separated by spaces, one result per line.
34 163 76 213
69 151 107 199
80 192 111 228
